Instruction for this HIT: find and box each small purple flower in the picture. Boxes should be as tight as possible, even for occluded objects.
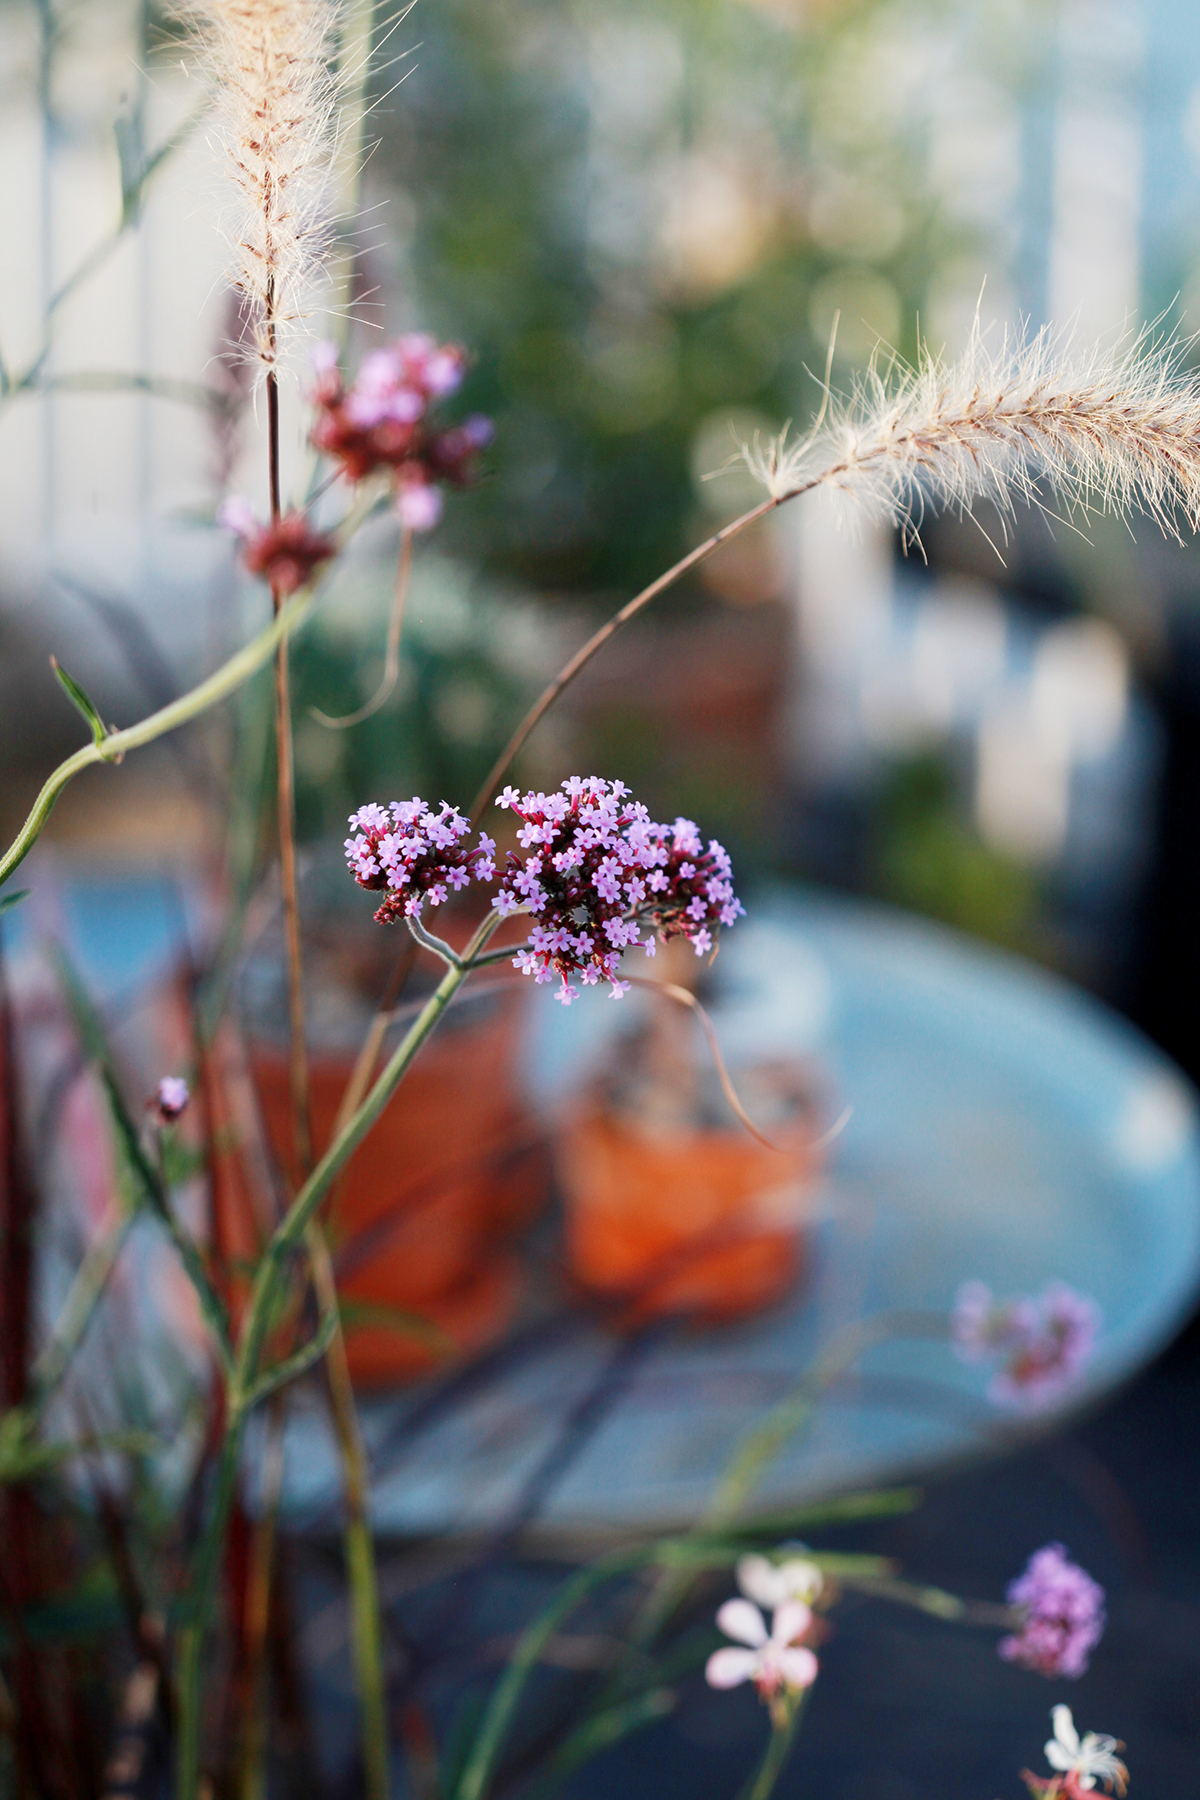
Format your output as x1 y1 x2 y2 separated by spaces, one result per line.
156 1076 190 1122
952 1279 1100 1410
999 1544 1105 1680
491 778 744 1002
344 799 493 922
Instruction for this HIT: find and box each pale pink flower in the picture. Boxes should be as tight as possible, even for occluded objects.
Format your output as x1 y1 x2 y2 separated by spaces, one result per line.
396 479 444 533
736 1553 823 1610
155 1077 190 1122
705 1599 818 1699
1022 1706 1129 1799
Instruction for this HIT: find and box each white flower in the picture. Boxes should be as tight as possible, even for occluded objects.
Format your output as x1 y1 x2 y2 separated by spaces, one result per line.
705 1599 818 1698
1045 1706 1129 1795
736 1553 823 1611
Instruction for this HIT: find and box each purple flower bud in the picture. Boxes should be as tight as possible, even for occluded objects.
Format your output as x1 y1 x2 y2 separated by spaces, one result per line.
156 1076 190 1121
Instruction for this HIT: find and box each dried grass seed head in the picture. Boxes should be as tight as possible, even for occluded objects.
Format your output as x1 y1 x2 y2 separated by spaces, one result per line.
191 0 344 369
738 320 1200 547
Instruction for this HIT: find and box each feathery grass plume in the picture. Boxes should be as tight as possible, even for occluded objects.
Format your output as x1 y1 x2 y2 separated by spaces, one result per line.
739 320 1200 546
192 0 342 369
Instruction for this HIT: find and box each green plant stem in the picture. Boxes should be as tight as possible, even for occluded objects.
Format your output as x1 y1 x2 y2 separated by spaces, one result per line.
1 99 209 405
239 1397 286 1800
0 587 314 890
306 1226 390 1800
837 1571 1019 1628
0 481 383 895
632 1312 947 1656
739 1692 808 1800
174 909 501 1800
455 1554 642 1800
453 1537 745 1800
27 1195 137 1411
175 1417 244 1798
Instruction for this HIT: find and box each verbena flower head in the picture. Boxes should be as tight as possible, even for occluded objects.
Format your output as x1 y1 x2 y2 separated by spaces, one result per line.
309 337 493 529
155 1076 190 1122
217 498 335 595
952 1279 1100 1410
493 778 744 1004
344 799 497 923
736 1552 823 1610
1000 1544 1105 1680
1022 1707 1129 1799
705 1599 818 1699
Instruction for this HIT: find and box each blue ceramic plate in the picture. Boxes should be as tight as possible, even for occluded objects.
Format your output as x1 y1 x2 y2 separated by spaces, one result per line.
10 879 1199 1534
275 890 1200 1535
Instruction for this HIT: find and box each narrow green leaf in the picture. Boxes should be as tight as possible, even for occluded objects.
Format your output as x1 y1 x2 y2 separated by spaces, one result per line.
545 1689 676 1785
247 1306 339 1408
0 888 28 915
51 657 107 745
113 107 145 219
336 1295 452 1350
51 946 234 1369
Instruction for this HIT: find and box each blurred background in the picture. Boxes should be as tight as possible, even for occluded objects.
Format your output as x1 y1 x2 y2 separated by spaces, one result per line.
7 0 1200 1042
2 0 1200 1795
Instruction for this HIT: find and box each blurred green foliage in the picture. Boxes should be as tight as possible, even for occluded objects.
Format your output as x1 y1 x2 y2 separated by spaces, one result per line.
365 0 982 597
288 553 536 840
872 751 1044 952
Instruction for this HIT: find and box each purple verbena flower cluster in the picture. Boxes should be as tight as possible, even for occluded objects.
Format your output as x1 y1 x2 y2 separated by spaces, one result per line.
491 778 744 1005
309 336 493 532
953 1279 1100 1410
1000 1544 1106 1680
343 800 496 923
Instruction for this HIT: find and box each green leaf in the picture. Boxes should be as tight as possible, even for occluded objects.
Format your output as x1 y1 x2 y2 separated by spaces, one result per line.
336 1295 452 1350
723 1487 923 1539
247 1306 339 1407
51 946 233 1368
0 889 28 916
113 107 145 220
51 657 107 745
0 1420 158 1484
544 1689 676 1786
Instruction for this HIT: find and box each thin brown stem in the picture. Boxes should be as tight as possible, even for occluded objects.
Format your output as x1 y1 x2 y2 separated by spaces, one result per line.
265 340 311 1176
238 1397 285 1800
344 496 784 1209
468 495 777 821
311 525 413 728
273 637 311 1174
266 366 283 523
263 335 388 1799
306 1228 389 1800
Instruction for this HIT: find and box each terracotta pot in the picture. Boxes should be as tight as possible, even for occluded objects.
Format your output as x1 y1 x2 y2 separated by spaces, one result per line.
558 1094 823 1326
252 985 549 1384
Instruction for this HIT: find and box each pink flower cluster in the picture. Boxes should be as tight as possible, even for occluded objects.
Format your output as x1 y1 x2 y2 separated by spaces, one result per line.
217 500 336 596
309 336 493 532
491 779 744 1005
953 1279 1100 1410
343 800 496 923
1000 1544 1106 1680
